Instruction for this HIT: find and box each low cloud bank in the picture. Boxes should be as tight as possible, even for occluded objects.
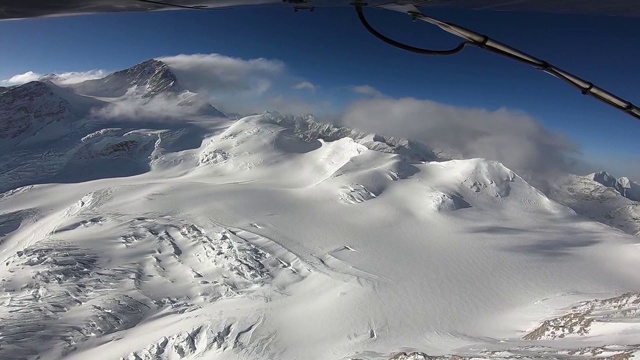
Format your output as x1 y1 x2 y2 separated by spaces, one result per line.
340 97 579 189
92 93 222 121
159 54 284 96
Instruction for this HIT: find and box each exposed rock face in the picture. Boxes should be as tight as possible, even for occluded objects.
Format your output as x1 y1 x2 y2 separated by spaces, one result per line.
0 81 78 144
592 171 640 201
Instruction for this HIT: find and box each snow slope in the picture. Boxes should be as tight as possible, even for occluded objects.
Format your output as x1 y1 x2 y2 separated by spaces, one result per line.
1 111 639 360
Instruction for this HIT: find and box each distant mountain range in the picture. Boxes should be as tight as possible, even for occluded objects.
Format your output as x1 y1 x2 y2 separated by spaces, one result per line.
592 171 640 201
1 58 637 237
550 172 640 236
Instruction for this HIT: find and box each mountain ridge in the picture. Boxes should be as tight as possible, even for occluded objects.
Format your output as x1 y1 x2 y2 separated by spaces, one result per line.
70 59 182 98
0 81 81 147
591 170 640 201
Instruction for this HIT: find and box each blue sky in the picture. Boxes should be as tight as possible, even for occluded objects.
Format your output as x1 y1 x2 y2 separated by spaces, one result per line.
1 5 639 178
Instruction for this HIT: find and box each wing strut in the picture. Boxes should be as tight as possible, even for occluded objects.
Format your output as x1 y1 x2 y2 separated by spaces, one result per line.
354 3 640 122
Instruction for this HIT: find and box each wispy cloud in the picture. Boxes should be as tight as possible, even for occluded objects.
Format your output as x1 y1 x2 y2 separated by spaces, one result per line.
1 70 106 86
92 93 221 120
340 97 578 190
158 53 329 115
293 81 316 92
351 85 384 98
3 54 331 117
159 53 284 96
1 71 41 85
47 70 107 85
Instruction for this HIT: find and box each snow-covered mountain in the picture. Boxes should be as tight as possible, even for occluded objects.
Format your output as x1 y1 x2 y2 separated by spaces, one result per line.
0 81 82 146
592 171 640 201
0 60 228 193
0 59 639 360
70 59 182 98
550 172 640 236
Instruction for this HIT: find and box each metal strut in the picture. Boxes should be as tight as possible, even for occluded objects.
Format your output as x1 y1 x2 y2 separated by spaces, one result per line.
354 4 640 122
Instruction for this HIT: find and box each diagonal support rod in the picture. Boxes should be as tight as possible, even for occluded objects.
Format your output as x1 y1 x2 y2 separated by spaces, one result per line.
356 4 640 122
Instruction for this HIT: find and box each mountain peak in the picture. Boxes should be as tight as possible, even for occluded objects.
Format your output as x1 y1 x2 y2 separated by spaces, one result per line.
0 81 60 104
131 58 166 70
71 58 181 98
265 113 439 162
116 58 180 98
591 171 640 201
592 171 616 185
123 59 171 80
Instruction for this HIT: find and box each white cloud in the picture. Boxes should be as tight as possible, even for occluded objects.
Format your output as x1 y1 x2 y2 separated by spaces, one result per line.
157 53 330 115
92 93 219 121
0 54 326 117
293 81 316 92
1 71 42 85
351 85 384 98
340 97 578 190
46 70 107 85
1 70 106 86
158 53 284 96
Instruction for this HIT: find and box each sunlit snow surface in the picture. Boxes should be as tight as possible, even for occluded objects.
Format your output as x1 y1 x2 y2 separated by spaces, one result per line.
1 81 640 359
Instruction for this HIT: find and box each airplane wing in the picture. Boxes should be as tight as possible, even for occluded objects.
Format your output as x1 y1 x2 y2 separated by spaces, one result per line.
415 0 640 17
1 0 640 20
